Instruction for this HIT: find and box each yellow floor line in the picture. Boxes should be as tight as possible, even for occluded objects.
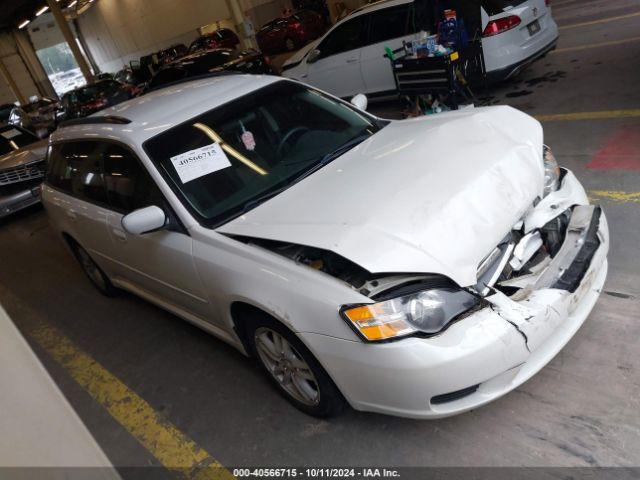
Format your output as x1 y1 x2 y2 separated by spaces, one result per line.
534 109 640 122
28 320 234 480
589 190 640 203
552 35 640 53
559 11 640 30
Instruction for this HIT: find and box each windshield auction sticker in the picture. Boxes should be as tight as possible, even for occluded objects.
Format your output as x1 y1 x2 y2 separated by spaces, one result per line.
170 143 231 184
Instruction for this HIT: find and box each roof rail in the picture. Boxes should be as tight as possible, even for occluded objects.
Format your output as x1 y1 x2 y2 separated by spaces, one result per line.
145 70 240 93
59 115 132 127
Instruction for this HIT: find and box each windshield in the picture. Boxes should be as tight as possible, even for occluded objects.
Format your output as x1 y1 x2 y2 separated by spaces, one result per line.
144 80 381 226
0 127 38 156
482 0 528 15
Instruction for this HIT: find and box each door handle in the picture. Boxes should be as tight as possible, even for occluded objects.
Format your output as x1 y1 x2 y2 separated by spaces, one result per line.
66 209 77 221
112 228 127 242
346 58 358 64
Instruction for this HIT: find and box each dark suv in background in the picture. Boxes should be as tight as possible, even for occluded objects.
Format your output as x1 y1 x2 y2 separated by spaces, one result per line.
147 49 275 91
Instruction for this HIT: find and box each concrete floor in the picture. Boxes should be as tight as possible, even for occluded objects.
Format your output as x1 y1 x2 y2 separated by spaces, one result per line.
1 0 639 474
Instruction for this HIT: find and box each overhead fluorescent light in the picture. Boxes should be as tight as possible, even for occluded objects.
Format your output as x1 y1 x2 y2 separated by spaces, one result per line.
35 5 49 16
18 19 31 29
68 0 78 6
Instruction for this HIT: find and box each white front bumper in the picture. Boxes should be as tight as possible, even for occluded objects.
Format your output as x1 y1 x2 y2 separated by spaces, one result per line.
301 173 609 418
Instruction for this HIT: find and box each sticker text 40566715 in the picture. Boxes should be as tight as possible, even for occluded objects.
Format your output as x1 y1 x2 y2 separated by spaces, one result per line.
170 143 232 184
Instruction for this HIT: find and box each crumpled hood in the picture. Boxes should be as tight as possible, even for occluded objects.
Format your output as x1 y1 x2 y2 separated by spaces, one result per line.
0 139 48 170
218 106 545 287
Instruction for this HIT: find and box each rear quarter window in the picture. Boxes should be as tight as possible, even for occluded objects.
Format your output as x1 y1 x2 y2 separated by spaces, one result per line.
47 141 108 205
482 0 528 15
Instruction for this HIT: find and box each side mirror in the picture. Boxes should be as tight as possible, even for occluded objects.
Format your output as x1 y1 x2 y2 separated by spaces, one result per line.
350 93 368 111
307 49 321 63
122 205 167 235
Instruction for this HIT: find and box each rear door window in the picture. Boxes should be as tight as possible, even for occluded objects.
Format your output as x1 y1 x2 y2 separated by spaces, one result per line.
366 4 411 45
102 144 164 213
318 15 366 58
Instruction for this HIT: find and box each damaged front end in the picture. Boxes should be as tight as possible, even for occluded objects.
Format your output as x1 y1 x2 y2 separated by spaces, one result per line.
232 164 607 350
478 170 608 352
334 164 607 348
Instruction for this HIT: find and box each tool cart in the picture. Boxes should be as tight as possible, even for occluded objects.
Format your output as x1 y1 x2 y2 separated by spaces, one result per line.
387 0 487 114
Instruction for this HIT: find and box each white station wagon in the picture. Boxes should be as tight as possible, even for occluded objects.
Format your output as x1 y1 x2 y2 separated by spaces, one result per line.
43 75 608 418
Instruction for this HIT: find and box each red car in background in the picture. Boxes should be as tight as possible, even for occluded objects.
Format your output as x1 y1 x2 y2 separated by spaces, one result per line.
188 28 240 53
59 80 141 120
256 10 325 54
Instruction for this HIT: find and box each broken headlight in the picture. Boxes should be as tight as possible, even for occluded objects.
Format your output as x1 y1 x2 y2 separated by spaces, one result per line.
543 145 560 197
341 289 479 342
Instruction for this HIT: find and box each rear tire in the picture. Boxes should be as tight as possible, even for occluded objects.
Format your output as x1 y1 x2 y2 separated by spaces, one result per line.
71 243 117 297
246 314 346 417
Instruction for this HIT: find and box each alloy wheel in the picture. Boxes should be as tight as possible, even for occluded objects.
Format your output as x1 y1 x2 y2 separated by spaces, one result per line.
254 327 320 406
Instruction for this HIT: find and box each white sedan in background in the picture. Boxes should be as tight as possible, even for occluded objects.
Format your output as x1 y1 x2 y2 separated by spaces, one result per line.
43 75 607 418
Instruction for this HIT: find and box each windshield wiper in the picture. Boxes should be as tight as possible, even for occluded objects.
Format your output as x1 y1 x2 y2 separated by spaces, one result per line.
320 132 371 165
241 133 371 214
242 186 290 213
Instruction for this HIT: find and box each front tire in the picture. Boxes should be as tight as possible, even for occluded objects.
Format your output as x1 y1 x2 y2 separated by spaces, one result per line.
72 243 117 297
247 315 346 417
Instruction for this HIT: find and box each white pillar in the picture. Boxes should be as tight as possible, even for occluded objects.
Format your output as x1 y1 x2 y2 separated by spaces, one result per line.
226 0 254 49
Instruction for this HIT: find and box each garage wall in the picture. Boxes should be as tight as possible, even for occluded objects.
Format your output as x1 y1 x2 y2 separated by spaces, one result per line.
75 0 291 74
0 34 40 105
76 0 236 74
249 0 290 29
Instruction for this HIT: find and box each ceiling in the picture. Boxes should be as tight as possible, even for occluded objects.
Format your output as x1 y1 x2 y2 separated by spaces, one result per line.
0 0 45 31
0 0 95 33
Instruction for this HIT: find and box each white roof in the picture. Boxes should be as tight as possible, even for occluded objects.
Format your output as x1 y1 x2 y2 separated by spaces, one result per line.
51 74 282 145
349 0 411 17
